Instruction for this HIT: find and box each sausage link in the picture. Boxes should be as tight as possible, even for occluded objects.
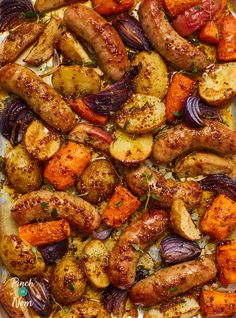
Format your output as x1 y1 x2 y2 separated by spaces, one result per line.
139 0 208 71
64 4 129 81
108 210 168 289
0 64 76 132
130 257 217 306
11 190 100 234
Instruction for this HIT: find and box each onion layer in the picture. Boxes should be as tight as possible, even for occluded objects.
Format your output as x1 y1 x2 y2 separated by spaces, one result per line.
102 284 128 318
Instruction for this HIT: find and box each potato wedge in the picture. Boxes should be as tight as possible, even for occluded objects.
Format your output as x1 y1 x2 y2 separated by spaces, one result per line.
144 296 200 318
131 51 168 100
24 120 61 161
115 94 166 134
5 144 42 193
199 62 236 106
170 199 201 240
35 0 85 12
58 31 92 64
110 130 153 164
174 152 236 178
82 240 110 288
52 65 101 98
0 22 45 65
24 17 65 66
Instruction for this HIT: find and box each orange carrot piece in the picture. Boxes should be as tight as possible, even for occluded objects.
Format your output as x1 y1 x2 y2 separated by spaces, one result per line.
102 185 141 228
200 194 236 240
44 141 91 190
165 73 194 123
218 14 236 62
200 290 236 317
216 241 236 284
69 98 108 126
163 0 202 17
199 21 219 44
19 220 71 246
92 0 134 16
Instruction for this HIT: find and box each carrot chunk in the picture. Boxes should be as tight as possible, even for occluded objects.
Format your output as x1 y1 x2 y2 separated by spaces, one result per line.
69 98 108 126
165 73 194 123
163 0 202 17
44 141 91 190
199 21 219 44
216 241 236 284
92 0 134 16
218 14 236 62
102 185 141 228
200 290 236 317
19 220 71 246
200 194 236 240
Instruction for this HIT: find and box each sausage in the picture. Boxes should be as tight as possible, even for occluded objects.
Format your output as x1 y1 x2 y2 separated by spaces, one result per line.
11 190 100 234
35 0 85 12
125 165 202 209
108 210 168 289
139 0 208 71
129 257 217 306
0 64 76 132
153 119 236 164
64 4 129 81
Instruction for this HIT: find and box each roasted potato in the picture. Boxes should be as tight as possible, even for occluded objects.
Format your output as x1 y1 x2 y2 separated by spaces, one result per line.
82 240 110 288
199 62 236 106
131 51 168 100
24 120 61 161
35 0 85 12
115 94 166 134
110 130 153 164
77 159 117 204
50 253 87 304
58 31 92 64
24 17 65 66
52 65 101 98
0 235 45 279
174 152 236 178
5 144 42 193
144 296 200 318
0 22 45 65
170 199 201 240
49 299 111 318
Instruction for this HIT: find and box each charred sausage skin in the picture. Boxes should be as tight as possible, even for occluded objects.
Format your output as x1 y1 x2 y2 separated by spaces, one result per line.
130 257 217 306
64 4 129 81
108 209 168 289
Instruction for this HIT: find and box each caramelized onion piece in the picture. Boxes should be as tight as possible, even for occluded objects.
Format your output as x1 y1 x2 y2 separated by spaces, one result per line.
102 284 128 318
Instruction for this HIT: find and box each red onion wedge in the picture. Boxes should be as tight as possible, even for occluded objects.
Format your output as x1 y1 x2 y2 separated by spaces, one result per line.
199 174 236 202
112 13 151 51
92 228 112 240
183 96 219 128
0 0 34 32
83 64 141 115
160 234 201 265
102 284 128 318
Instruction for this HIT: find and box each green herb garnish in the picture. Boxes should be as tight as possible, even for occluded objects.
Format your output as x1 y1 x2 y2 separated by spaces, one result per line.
40 202 48 209
116 201 123 207
132 244 144 254
51 208 58 218
194 5 201 10
173 111 182 118
169 286 178 292
68 282 75 292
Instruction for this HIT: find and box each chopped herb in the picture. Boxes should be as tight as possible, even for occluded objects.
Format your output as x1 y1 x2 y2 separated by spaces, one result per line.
64 305 71 314
151 193 161 201
140 194 147 202
68 282 75 292
40 202 49 209
43 65 50 72
116 200 123 207
169 286 178 292
190 37 200 46
132 244 144 254
194 5 201 10
32 246 37 254
23 11 37 19
51 208 58 218
191 62 198 74
61 134 68 144
44 184 55 192
123 120 129 131
173 111 182 118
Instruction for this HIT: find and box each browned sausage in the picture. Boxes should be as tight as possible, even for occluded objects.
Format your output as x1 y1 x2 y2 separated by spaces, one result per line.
108 210 168 289
64 4 129 81
125 165 202 209
0 64 76 133
130 257 217 306
139 0 208 71
35 0 85 12
153 119 236 164
11 190 100 234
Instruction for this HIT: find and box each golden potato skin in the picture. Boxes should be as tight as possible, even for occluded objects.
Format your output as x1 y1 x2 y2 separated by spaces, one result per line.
77 159 117 204
5 144 42 193
52 65 101 98
131 51 168 100
0 235 45 279
50 254 87 305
